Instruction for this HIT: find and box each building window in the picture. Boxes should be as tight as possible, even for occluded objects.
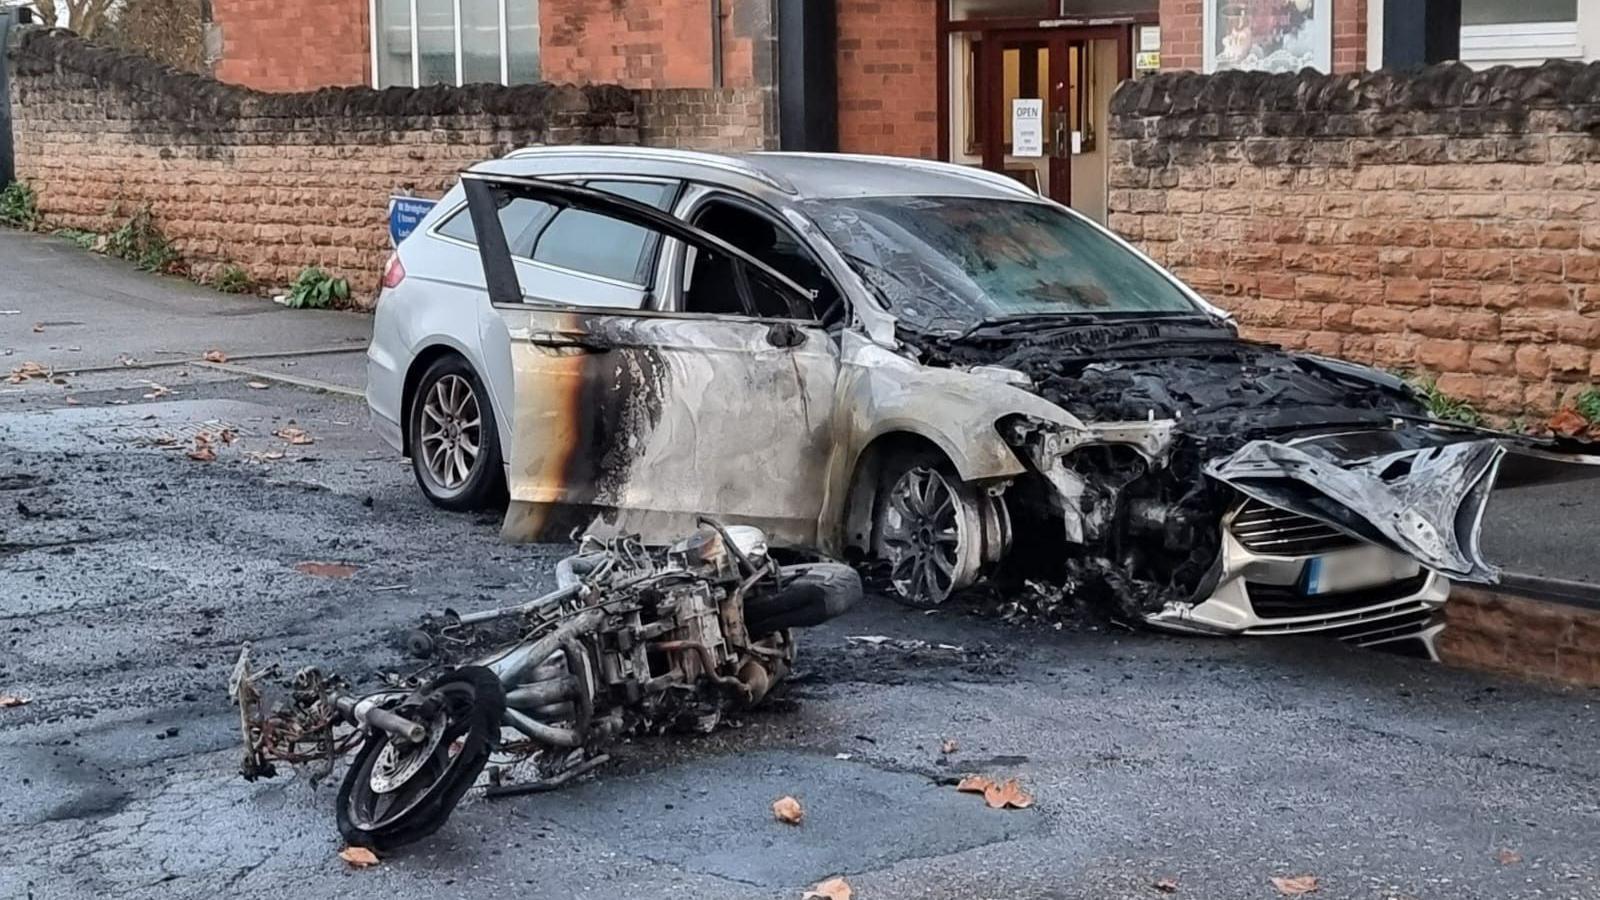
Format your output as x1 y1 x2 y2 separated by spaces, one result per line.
1204 0 1333 74
1460 0 1581 68
372 0 540 88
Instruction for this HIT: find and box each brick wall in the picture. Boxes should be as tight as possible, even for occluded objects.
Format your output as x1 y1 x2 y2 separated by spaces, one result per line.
1107 62 1600 418
1160 0 1367 74
212 0 369 91
6 29 762 301
541 0 770 89
1442 587 1600 687
836 0 937 157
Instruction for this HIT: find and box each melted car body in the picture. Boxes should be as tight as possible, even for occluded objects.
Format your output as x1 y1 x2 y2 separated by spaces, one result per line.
367 149 1598 658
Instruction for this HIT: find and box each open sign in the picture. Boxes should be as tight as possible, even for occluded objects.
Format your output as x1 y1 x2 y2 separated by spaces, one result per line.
1012 99 1044 157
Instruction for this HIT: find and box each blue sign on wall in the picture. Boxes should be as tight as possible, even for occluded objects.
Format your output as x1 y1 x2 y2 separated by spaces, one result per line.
388 195 439 246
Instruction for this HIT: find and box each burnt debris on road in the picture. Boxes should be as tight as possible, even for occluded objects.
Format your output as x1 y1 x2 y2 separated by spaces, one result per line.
3 372 1600 900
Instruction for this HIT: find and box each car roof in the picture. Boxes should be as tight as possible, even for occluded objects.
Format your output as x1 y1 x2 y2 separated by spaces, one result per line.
469 147 1041 202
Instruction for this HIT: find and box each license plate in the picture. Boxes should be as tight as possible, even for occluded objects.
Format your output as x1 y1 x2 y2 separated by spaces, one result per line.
1301 545 1422 595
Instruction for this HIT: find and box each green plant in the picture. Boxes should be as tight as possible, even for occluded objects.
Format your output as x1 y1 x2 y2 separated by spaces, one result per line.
53 228 99 250
285 267 351 309
1410 374 1485 427
0 182 40 230
211 264 253 294
1574 387 1600 425
104 207 181 273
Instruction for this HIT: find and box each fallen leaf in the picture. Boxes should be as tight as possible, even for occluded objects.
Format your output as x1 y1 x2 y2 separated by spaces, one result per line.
31 323 44 333
246 381 270 390
1497 849 1522 866
338 846 379 869
142 382 172 400
772 795 804 825
274 426 314 445
982 778 1033 810
1153 877 1179 894
296 561 360 579
941 738 959 755
0 694 31 708
1270 875 1319 896
802 877 852 900
1549 407 1588 437
203 349 228 363
956 774 993 794
187 445 217 462
7 361 51 384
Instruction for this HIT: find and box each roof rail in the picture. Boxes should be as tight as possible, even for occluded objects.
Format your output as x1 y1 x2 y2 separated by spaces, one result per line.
500 145 796 194
749 151 1039 199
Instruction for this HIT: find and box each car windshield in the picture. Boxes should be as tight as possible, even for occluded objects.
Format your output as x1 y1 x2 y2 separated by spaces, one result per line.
801 195 1200 333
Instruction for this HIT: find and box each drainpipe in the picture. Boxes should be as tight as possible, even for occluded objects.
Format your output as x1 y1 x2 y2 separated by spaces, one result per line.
0 7 17 190
710 0 725 89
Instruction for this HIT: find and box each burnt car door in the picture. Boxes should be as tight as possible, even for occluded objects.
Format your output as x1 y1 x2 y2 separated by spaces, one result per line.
462 173 838 546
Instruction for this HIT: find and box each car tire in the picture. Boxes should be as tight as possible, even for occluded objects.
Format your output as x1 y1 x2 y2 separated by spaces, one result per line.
408 355 506 511
871 453 988 609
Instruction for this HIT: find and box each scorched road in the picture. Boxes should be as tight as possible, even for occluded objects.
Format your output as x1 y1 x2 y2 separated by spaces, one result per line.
0 351 1597 900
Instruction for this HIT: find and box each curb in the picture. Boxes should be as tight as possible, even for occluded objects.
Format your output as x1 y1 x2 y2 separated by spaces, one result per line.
1494 572 1600 614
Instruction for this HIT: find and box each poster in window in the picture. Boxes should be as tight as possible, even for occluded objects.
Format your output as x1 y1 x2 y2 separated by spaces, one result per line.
1203 0 1332 74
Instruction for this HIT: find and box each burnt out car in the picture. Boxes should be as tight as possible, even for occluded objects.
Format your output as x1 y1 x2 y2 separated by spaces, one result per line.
367 148 1590 657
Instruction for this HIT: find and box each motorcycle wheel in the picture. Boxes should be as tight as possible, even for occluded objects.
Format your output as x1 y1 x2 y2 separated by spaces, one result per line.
336 666 505 851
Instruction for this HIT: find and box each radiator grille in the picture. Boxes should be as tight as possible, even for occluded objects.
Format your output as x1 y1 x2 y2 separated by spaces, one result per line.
1246 573 1431 619
1230 498 1359 556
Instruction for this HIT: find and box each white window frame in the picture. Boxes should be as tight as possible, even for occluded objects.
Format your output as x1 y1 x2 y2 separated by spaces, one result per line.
369 0 531 88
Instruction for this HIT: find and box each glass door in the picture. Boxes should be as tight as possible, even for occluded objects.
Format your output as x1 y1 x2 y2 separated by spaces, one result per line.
978 32 1084 206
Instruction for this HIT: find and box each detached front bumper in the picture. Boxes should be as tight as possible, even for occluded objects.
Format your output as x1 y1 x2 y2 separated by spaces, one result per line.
1147 502 1449 659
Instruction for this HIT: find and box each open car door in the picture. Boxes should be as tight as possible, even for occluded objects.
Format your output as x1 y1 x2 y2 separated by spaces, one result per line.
461 172 840 547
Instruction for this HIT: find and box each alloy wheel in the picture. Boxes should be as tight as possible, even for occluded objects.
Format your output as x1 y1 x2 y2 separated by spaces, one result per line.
879 466 982 606
418 374 482 491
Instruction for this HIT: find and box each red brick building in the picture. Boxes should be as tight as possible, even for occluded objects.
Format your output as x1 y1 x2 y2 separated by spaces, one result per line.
206 0 1594 222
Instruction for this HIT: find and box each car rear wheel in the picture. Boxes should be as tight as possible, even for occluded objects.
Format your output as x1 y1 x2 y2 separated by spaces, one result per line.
409 355 506 511
873 457 989 608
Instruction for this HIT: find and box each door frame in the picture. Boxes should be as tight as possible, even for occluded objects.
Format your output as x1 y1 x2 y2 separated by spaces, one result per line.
936 10 1146 165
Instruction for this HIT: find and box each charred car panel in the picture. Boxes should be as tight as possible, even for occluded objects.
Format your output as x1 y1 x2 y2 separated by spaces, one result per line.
372 150 1600 658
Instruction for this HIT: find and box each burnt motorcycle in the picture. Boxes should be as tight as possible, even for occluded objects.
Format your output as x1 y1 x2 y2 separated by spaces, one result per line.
229 518 860 850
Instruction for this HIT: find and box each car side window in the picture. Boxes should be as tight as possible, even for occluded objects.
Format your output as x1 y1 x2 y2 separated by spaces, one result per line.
436 197 554 258
682 199 845 324
435 179 678 285
530 180 675 284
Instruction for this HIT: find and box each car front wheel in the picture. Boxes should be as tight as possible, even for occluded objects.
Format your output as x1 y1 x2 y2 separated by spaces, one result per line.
408 355 506 511
873 457 989 608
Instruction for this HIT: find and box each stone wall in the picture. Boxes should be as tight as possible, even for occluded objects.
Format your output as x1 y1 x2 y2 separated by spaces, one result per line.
5 29 767 300
1108 62 1600 418
638 87 772 151
1442 586 1600 687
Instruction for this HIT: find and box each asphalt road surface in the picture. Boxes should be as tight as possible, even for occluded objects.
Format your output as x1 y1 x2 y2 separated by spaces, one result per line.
2 360 1599 900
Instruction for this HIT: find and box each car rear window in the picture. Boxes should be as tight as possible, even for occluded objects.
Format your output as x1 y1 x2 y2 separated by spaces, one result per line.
433 179 678 285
